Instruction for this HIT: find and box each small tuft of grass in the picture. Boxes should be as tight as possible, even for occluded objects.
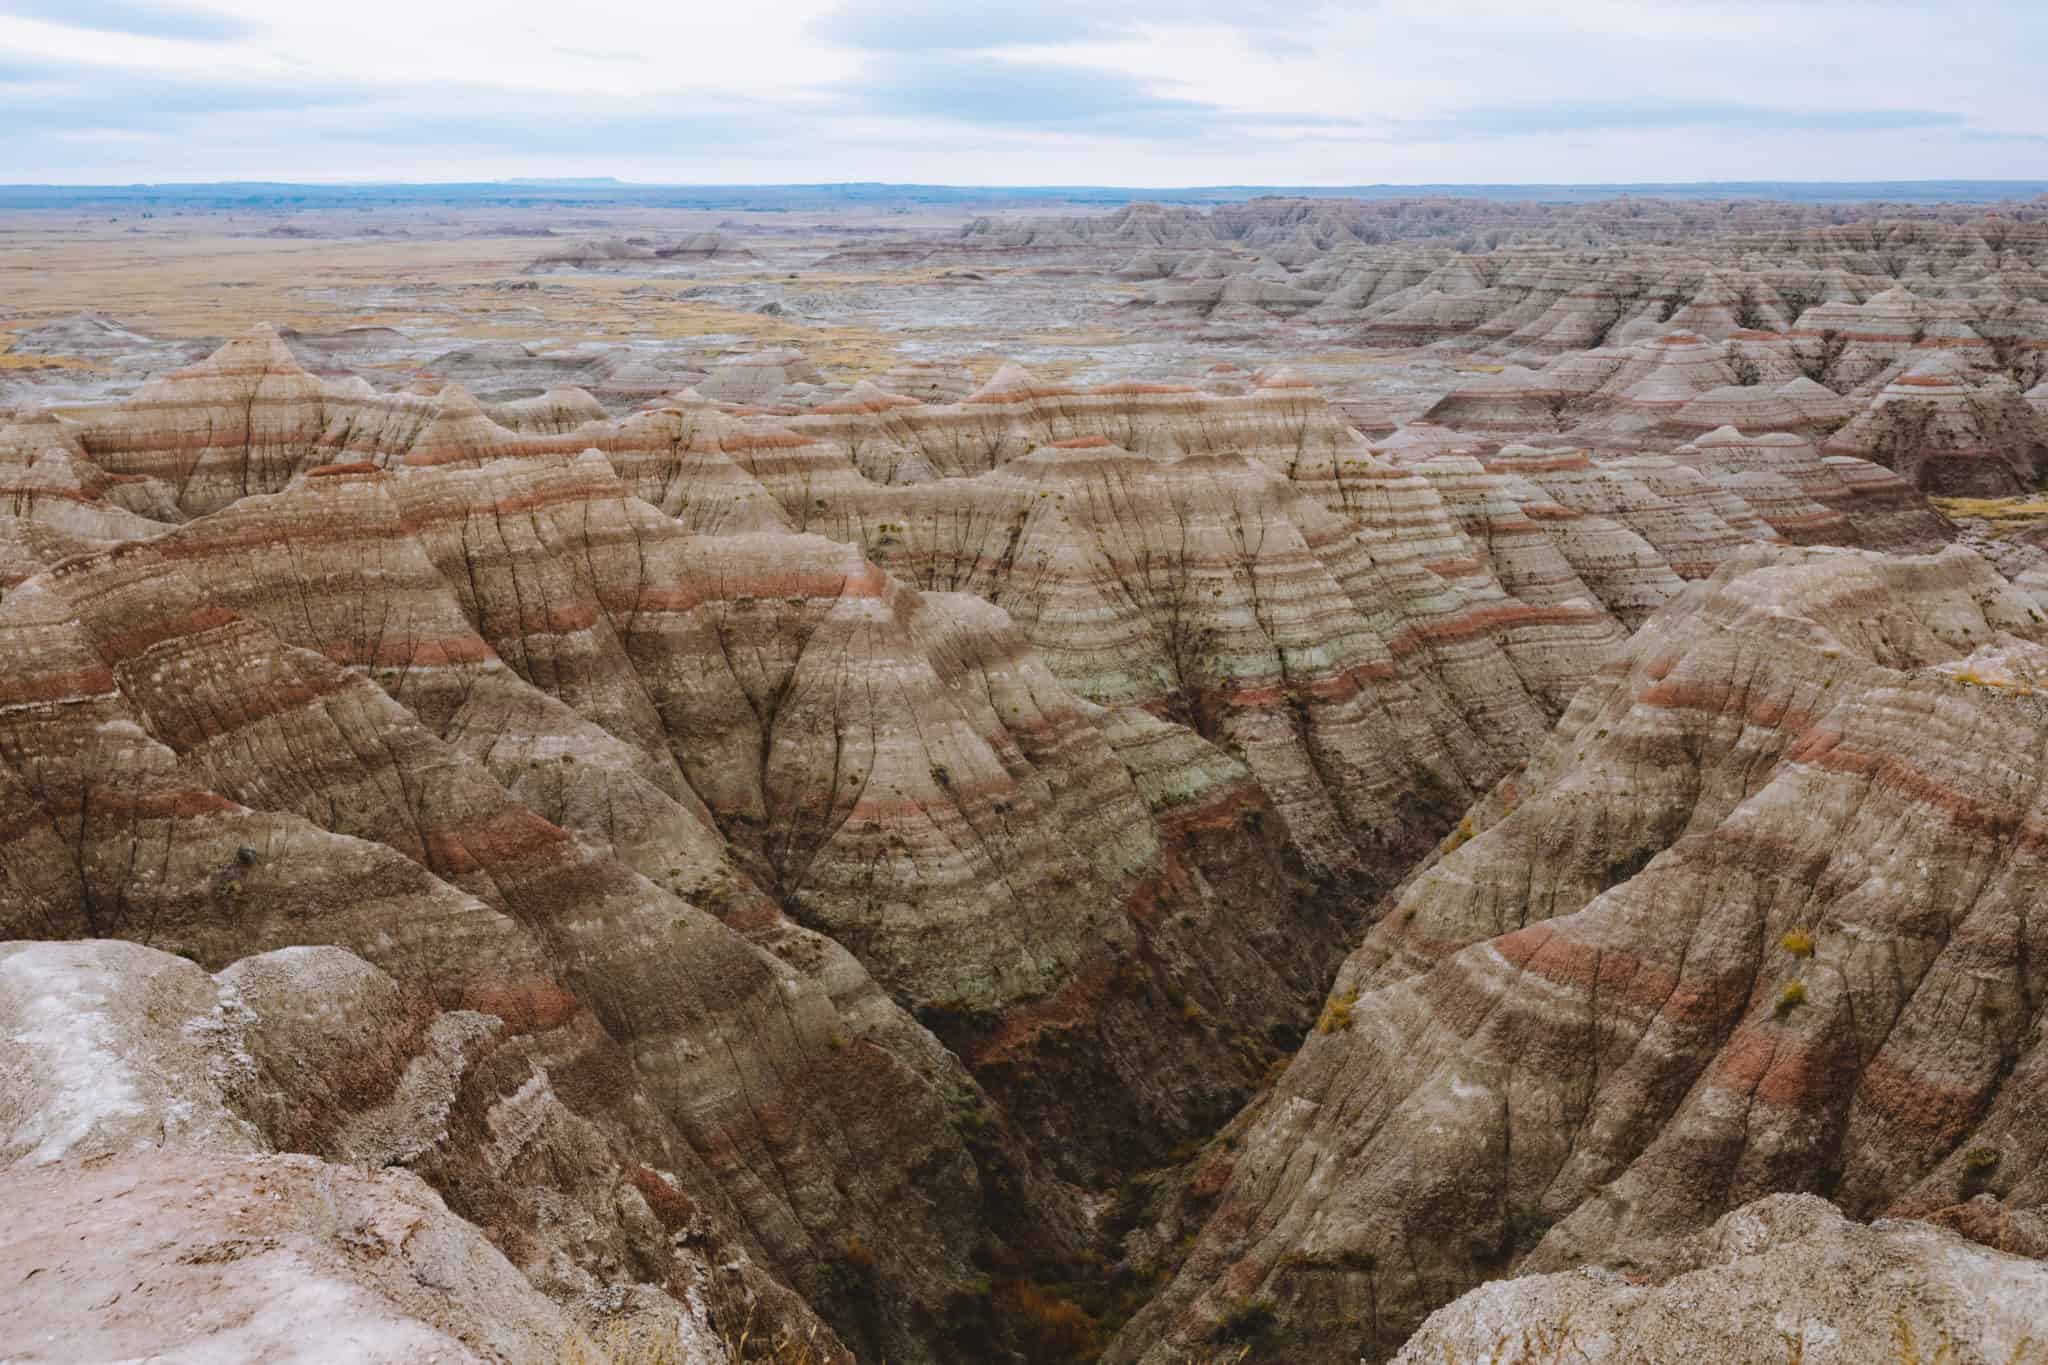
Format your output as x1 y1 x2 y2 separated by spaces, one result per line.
1962 1146 2001 1174
838 1233 877 1276
556 1323 677 1365
1890 1306 1961 1365
996 1280 1098 1363
1780 929 1816 958
1442 814 1477 854
1316 988 1358 1035
1775 980 1808 1018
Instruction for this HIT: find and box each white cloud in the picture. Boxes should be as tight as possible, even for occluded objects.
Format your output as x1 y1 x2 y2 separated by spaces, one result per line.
0 0 2041 183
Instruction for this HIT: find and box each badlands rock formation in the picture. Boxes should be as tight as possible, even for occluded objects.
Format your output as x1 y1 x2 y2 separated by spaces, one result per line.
955 196 2048 256
1110 543 2048 1362
9 190 2048 1363
914 206 2048 502
8 329 1505 1360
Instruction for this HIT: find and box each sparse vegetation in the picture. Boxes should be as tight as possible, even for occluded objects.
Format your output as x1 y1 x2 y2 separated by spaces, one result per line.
559 1315 830 1365
996 1279 1099 1363
1890 1308 1960 1365
1442 814 1477 854
1776 980 1808 1018
1316 987 1357 1035
1962 1146 2002 1174
1779 929 1816 957
837 1233 878 1277
1427 1320 1581 1364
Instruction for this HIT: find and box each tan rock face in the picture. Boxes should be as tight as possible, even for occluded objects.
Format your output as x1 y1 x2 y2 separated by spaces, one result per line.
0 521 986 1362
0 1152 602 1365
953 214 2048 510
77 325 334 516
1109 543 2048 1363
1394 1194 2048 1365
0 938 843 1361
1823 351 2048 495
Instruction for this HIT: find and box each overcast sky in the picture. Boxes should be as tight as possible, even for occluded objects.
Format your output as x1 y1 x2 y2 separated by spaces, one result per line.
2 0 2043 185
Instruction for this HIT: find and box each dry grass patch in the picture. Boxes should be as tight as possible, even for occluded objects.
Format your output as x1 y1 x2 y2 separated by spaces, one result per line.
559 1311 835 1364
1316 988 1358 1035
0 336 95 371
1932 495 2048 533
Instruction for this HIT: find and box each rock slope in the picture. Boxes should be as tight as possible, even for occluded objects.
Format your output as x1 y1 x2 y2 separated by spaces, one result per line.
0 938 833 1361
1393 1194 2048 1365
0 308 2023 1363
1 332 1469 1361
1109 543 2048 1362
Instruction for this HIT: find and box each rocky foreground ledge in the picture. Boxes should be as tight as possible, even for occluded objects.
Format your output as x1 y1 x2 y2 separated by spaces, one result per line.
1395 1194 2048 1365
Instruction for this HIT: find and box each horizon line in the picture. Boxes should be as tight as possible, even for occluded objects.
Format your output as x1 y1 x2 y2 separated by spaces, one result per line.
6 177 2048 191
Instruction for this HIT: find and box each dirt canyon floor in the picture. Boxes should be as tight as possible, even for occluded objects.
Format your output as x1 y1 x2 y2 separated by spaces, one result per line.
6 187 2048 1363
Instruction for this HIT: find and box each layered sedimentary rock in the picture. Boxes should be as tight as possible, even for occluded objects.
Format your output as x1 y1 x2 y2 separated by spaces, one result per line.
912 213 2048 496
1823 351 2048 495
687 393 1619 871
0 530 982 1360
875 358 976 405
697 349 828 408
73 326 333 515
658 231 757 262
421 341 705 407
1110 542 2048 1363
959 198 2048 261
1413 365 1564 433
1422 330 1758 443
1373 418 1951 624
1467 444 1689 625
6 300 2017 1363
11 334 1527 1360
1677 425 1956 549
0 937 838 1360
1665 379 1838 439
42 340 1963 892
526 236 658 270
1393 1194 2048 1365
